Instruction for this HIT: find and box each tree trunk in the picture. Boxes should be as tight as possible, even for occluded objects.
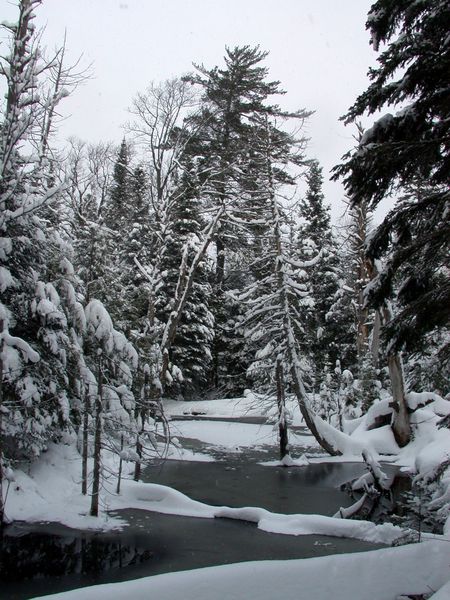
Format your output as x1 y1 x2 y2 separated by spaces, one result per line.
387 352 411 447
81 386 90 496
380 305 411 447
215 235 225 286
371 310 381 369
90 353 103 517
289 359 341 456
133 432 142 482
276 360 289 461
367 262 411 447
116 434 124 494
134 366 150 482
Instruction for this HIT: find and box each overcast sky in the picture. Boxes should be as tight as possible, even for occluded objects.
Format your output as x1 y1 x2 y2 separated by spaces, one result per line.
1 0 379 221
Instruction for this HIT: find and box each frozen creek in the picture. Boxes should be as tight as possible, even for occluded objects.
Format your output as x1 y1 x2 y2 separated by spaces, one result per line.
1 416 406 600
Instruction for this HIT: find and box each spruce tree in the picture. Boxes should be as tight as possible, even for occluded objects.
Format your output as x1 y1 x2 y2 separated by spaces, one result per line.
156 159 214 397
334 0 450 445
296 161 340 383
239 117 338 457
102 142 154 338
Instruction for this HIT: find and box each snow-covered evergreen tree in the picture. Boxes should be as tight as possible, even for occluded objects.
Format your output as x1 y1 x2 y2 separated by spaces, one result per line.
334 0 449 379
0 0 82 464
295 161 341 383
84 299 138 515
188 46 305 393
333 0 450 447
156 158 214 397
239 116 338 457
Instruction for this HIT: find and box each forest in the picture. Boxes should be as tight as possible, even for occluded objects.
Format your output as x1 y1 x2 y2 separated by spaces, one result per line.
0 0 449 598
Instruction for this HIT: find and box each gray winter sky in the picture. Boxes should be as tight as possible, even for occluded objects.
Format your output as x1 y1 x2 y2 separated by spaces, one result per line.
1 0 380 222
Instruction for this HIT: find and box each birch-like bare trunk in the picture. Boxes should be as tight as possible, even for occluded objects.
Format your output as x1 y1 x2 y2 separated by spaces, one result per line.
159 207 225 389
368 259 411 447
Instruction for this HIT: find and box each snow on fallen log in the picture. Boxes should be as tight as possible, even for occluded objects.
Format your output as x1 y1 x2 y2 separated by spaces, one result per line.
215 505 402 544
334 494 367 519
114 480 403 545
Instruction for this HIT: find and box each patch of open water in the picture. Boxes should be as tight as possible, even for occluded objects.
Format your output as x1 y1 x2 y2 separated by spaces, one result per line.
0 417 406 599
0 508 384 600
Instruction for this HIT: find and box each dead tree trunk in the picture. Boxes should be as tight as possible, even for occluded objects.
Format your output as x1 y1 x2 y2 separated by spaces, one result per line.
379 304 411 447
366 261 411 447
387 350 411 447
159 207 225 389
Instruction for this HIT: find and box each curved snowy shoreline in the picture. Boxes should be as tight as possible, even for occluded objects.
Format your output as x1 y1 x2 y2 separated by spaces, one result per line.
7 442 403 545
111 479 403 545
32 540 450 600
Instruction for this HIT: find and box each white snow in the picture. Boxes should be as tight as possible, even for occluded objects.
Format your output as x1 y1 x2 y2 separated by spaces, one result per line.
430 579 450 599
168 419 317 453
4 441 402 546
0 265 15 291
4 395 450 600
407 391 450 415
32 540 450 600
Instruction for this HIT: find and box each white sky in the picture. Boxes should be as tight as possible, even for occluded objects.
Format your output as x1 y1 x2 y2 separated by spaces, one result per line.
1 0 380 221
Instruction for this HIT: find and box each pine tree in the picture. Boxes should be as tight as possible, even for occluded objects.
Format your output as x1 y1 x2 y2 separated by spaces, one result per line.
102 141 155 338
84 300 138 515
188 46 306 392
188 45 286 285
109 138 131 221
296 161 340 382
239 116 338 457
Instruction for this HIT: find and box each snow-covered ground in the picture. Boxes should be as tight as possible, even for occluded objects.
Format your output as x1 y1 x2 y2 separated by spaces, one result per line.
164 393 279 419
4 394 450 599
169 419 317 453
34 541 450 600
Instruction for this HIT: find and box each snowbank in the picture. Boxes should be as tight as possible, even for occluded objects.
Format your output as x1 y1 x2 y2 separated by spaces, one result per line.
32 540 450 600
215 505 402 544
